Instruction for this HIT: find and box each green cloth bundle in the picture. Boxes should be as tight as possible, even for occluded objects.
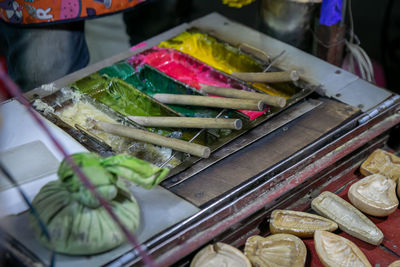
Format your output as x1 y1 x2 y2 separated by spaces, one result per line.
30 152 169 255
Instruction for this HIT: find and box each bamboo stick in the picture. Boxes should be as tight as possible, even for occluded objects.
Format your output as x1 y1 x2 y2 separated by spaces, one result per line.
231 70 300 83
129 116 242 130
93 121 210 158
201 85 286 108
238 43 270 62
153 94 265 111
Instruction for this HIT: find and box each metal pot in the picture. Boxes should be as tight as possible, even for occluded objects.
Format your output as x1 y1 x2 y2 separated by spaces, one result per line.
260 0 321 50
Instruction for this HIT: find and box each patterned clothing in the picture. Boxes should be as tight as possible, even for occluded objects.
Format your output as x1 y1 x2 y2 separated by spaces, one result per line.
0 0 145 25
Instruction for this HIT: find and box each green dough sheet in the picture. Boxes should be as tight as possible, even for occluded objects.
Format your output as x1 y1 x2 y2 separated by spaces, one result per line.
98 63 226 118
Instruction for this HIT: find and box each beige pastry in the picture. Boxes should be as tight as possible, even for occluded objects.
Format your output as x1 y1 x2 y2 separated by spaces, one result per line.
389 260 400 267
270 209 338 237
312 191 383 245
360 149 400 181
314 230 372 267
244 234 306 267
348 174 398 217
190 242 251 267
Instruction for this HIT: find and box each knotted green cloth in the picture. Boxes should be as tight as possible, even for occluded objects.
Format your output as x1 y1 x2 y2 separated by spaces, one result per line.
30 152 169 255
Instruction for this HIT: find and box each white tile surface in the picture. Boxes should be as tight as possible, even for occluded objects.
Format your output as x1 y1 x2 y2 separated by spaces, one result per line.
0 99 86 215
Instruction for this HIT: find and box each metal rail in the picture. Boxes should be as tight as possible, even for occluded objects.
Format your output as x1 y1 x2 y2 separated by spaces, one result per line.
106 101 400 266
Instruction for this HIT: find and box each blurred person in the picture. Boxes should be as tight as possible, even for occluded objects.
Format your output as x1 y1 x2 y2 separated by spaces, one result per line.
0 0 255 93
0 0 147 92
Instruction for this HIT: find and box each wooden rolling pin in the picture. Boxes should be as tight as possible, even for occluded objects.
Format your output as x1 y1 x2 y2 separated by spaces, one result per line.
93 121 210 158
231 70 300 83
153 94 265 111
129 116 242 130
201 85 286 108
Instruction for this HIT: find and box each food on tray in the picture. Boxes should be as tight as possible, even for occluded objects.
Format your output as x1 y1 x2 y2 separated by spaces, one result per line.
160 30 263 75
130 47 246 90
311 191 383 245
190 242 251 267
348 174 398 217
269 209 338 237
159 30 298 99
72 72 179 118
314 230 372 267
360 149 400 181
55 100 182 168
97 64 225 119
244 234 306 267
30 152 169 255
128 47 269 120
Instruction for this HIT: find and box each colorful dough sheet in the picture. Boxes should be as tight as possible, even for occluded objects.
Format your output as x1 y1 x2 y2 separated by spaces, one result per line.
97 62 237 119
33 28 314 177
159 31 262 74
159 29 298 99
128 47 269 120
33 89 182 168
71 72 200 143
72 72 177 118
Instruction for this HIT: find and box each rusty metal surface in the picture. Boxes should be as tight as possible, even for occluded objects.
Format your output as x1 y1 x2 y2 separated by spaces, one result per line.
314 23 346 67
214 134 392 250
106 103 400 266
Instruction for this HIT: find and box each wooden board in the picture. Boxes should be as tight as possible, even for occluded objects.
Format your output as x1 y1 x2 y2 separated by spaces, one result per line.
169 99 360 206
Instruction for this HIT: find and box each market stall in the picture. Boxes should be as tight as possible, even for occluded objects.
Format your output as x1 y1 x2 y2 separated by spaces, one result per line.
1 13 399 266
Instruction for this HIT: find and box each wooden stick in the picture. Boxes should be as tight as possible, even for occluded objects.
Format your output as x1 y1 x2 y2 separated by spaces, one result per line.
238 43 270 62
129 116 242 130
201 85 286 108
231 70 300 83
153 94 265 111
93 121 210 158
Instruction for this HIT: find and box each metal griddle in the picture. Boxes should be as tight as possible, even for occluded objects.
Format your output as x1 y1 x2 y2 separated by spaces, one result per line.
3 13 399 267
32 40 317 184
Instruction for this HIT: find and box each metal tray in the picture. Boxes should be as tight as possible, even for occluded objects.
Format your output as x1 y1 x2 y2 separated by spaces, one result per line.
33 38 317 183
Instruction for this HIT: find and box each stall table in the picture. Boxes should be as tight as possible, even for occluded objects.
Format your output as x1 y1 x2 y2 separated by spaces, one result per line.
1 13 399 266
